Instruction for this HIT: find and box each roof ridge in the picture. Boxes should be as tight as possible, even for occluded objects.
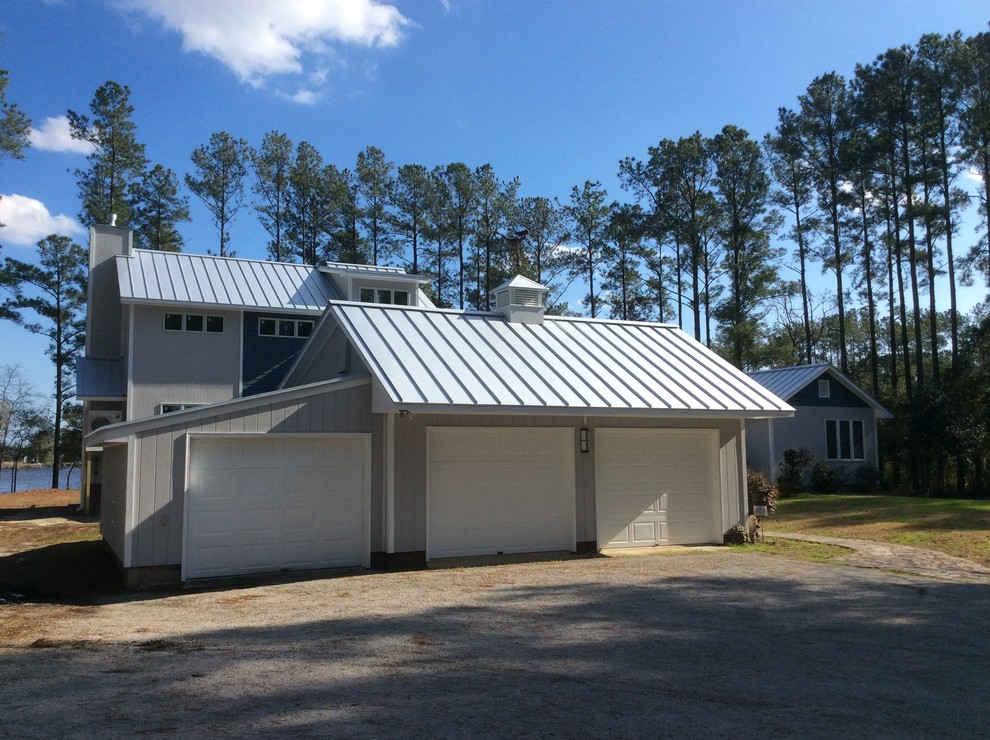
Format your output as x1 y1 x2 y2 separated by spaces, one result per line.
131 248 318 269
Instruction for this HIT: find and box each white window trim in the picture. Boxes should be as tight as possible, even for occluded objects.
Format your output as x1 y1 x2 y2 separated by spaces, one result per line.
157 403 204 415
825 418 865 461
257 317 315 338
358 286 409 306
164 312 224 333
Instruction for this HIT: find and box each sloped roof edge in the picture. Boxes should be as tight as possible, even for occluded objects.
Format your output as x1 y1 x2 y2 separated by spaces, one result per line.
85 375 372 446
748 363 892 419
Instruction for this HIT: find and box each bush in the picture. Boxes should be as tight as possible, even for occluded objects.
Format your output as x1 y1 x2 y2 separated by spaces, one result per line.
853 464 880 490
809 461 846 493
747 468 779 515
778 447 815 496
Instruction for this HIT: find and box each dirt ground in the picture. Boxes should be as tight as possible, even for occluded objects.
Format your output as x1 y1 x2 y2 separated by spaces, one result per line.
2 492 989 738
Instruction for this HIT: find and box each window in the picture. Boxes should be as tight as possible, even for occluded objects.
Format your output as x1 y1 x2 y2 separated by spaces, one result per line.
157 403 203 415
358 287 409 305
826 419 864 460
164 313 223 333
258 317 314 338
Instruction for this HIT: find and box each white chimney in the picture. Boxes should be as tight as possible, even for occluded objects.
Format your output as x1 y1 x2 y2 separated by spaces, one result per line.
110 213 117 226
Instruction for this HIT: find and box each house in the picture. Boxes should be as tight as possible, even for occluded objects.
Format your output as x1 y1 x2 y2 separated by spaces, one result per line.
746 363 892 483
78 224 793 587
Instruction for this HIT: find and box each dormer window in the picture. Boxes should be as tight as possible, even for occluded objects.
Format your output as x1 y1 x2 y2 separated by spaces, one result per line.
359 287 409 305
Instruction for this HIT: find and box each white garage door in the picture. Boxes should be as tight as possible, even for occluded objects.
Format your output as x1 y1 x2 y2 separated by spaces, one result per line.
596 429 720 548
184 435 369 580
427 427 576 560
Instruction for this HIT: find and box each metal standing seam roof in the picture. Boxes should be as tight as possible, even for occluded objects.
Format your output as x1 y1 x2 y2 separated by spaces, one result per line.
747 363 893 418
329 302 794 417
747 363 832 400
116 250 340 311
320 261 408 274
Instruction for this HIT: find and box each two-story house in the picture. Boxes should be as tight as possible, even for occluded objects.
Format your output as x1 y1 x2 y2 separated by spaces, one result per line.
79 224 793 587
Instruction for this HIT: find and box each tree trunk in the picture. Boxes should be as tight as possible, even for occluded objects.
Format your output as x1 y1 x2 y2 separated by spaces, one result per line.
829 179 848 373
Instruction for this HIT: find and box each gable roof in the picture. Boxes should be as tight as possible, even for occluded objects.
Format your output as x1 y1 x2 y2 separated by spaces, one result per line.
329 302 793 418
748 363 893 418
116 249 340 312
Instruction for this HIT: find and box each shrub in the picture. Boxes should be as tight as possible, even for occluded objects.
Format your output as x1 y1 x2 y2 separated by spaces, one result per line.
853 464 880 490
809 461 846 493
777 447 815 496
747 468 779 515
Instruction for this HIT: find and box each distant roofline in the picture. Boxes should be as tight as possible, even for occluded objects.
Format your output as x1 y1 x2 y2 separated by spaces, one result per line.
324 299 680 329
747 362 892 418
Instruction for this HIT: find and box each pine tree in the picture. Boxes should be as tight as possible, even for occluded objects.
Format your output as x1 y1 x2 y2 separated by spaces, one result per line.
68 81 147 227
252 131 294 261
1 235 87 488
185 132 250 256
130 164 189 252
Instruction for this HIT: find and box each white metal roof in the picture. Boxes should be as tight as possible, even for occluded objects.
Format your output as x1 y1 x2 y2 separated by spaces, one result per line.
748 363 892 418
116 250 340 312
330 302 794 417
748 363 832 399
320 261 408 275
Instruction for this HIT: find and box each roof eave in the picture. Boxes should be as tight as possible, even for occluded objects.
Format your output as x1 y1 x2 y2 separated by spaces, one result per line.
374 399 795 419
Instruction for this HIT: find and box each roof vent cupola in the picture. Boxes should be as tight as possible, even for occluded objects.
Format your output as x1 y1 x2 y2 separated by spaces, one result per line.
492 275 549 325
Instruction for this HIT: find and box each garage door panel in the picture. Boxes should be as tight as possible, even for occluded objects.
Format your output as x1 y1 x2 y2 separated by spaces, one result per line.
427 428 575 560
185 435 369 580
596 429 720 548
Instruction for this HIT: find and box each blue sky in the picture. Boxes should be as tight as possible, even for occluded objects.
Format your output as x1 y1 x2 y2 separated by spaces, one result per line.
1 0 988 402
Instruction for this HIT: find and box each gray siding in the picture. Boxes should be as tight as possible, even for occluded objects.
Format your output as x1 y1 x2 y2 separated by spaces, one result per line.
126 382 374 568
99 442 129 562
747 405 879 480
129 304 242 420
391 413 745 554
86 225 128 359
746 419 772 477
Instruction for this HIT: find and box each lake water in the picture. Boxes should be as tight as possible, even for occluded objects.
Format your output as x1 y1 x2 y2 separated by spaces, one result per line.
0 466 81 494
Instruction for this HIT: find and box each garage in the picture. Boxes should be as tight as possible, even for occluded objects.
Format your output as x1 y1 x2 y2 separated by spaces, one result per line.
426 427 576 559
184 434 370 580
595 429 720 548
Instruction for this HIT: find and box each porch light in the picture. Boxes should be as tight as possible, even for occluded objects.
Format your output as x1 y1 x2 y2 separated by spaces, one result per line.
580 427 589 453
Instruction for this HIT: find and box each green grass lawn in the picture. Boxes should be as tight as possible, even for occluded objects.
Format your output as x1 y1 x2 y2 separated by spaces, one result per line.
766 494 990 567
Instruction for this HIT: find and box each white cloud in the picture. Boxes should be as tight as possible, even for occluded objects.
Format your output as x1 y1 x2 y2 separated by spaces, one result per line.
28 116 96 154
0 194 83 246
123 0 410 90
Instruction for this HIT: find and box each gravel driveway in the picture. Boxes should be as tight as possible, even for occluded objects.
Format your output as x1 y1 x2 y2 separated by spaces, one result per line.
3 550 989 738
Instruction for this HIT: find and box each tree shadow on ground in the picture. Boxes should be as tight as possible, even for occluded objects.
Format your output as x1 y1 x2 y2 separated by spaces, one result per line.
4 558 989 737
0 541 123 603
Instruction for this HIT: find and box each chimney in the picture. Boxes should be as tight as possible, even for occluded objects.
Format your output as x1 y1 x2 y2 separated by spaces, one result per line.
492 275 549 325
110 213 117 226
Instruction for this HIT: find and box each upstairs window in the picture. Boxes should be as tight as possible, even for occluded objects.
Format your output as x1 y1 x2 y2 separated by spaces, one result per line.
826 419 864 460
358 287 409 305
258 317 314 338
157 403 203 415
164 313 223 333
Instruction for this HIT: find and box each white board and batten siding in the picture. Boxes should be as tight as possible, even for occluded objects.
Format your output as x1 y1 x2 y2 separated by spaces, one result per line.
183 433 371 580
426 427 576 559
595 429 721 548
120 381 373 571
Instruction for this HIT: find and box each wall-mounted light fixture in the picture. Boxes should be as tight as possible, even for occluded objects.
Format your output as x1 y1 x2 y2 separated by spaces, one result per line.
398 409 415 419
580 427 589 453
